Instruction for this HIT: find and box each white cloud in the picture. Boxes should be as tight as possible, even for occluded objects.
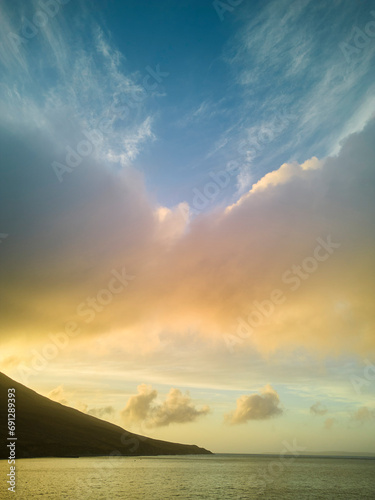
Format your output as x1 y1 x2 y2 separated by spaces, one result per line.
121 385 209 428
106 117 155 167
250 157 322 194
225 385 283 424
0 3 156 172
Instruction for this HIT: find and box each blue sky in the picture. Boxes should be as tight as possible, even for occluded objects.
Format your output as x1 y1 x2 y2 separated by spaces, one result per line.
93 0 375 205
1 0 375 453
3 0 374 206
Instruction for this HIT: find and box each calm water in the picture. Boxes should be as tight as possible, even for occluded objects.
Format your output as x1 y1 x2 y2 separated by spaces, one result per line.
1 455 374 499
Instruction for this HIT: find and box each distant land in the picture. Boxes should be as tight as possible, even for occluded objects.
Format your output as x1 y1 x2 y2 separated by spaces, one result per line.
222 452 375 459
0 372 212 459
296 451 375 458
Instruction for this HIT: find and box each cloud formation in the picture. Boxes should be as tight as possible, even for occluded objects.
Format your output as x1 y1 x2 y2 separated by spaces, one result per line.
1 118 375 364
147 388 210 428
46 385 115 420
222 0 375 176
324 418 336 430
225 385 283 424
351 406 375 424
1 0 375 374
87 406 116 419
121 385 209 428
120 384 158 425
47 385 68 406
310 402 328 416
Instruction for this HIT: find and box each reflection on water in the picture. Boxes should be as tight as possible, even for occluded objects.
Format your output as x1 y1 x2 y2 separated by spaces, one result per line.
1 455 374 499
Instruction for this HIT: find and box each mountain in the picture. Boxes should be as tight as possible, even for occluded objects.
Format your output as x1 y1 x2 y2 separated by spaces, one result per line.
0 372 212 459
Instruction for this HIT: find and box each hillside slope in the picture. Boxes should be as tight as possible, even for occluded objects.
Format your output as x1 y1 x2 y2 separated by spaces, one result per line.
0 373 212 459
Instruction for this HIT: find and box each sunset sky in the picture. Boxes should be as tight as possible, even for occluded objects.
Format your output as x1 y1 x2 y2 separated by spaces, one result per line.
1 0 375 454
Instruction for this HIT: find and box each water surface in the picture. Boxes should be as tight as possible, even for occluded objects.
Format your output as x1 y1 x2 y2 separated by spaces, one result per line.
1 454 374 499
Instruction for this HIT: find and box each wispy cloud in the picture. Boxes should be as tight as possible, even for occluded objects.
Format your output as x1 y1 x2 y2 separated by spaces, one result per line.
106 117 155 167
206 0 375 192
0 2 157 171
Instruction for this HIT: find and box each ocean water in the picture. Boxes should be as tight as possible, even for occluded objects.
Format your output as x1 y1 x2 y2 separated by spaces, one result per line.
1 454 374 499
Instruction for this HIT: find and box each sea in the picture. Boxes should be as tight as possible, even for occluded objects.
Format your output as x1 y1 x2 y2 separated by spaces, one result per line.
1 454 374 499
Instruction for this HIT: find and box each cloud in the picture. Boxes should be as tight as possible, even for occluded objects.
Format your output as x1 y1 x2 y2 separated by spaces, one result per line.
0 356 22 370
1 0 375 367
121 385 209 428
106 116 155 167
225 385 283 424
324 418 336 430
120 384 158 425
46 385 107 416
47 385 68 406
87 406 116 419
146 388 210 428
250 157 322 194
350 406 375 424
223 0 375 166
0 1 156 169
1 118 375 362
310 402 328 416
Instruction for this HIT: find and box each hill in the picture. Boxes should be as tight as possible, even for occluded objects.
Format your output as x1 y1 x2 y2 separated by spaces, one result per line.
0 372 212 459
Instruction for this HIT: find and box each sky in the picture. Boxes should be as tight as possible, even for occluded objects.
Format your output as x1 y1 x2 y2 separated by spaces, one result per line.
0 0 375 454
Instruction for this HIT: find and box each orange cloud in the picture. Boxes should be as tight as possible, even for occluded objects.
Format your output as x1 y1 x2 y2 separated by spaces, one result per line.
1 119 375 362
